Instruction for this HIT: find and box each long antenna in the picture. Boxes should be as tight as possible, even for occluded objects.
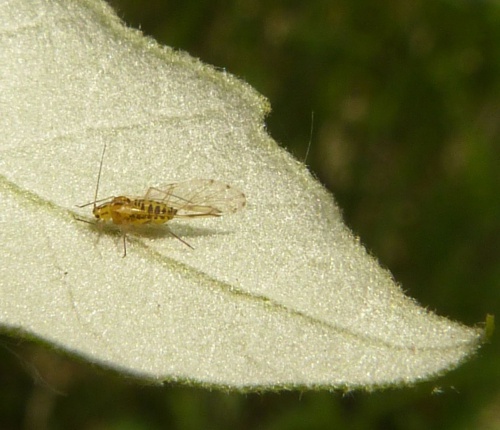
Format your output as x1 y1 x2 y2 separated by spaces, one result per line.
304 111 314 165
93 143 107 211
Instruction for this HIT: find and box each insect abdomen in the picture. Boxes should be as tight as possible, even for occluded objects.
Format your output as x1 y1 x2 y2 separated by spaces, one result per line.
126 198 177 225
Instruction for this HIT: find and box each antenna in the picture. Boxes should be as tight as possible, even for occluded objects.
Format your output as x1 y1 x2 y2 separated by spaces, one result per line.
93 143 107 211
304 111 314 165
76 143 107 209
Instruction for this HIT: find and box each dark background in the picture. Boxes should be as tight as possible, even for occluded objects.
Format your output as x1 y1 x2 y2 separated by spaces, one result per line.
2 0 498 428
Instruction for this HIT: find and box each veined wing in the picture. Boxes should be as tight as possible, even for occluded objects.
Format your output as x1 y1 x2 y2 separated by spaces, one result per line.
144 179 246 217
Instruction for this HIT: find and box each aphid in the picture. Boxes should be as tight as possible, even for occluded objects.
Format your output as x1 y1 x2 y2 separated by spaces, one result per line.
78 144 246 256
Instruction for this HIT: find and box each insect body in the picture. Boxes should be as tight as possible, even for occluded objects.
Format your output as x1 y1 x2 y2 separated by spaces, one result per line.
79 145 246 256
92 196 177 225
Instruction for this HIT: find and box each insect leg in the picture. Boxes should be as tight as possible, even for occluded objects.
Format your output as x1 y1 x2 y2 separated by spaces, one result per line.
122 231 127 257
168 229 194 250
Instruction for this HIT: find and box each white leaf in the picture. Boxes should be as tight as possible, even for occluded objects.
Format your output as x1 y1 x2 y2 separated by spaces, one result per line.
0 0 484 390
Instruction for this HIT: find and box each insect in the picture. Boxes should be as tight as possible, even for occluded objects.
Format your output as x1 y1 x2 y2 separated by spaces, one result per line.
78 144 246 256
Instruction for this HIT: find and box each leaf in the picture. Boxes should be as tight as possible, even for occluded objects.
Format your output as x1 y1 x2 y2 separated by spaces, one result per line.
0 0 484 390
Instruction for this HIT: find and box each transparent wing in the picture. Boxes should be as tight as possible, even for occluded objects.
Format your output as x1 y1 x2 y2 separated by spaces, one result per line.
144 179 246 217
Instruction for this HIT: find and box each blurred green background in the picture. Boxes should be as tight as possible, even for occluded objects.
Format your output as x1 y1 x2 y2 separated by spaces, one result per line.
2 0 499 428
